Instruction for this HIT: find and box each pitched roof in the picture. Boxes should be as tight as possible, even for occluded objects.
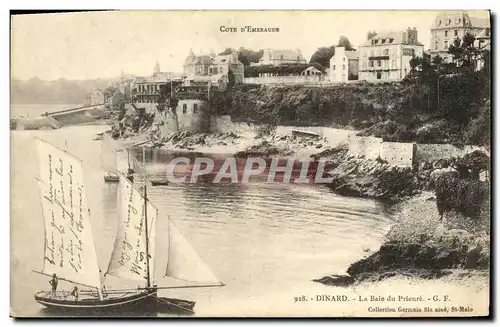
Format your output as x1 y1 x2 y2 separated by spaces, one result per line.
212 54 232 65
303 66 322 73
430 11 490 29
265 49 304 61
212 54 243 66
185 74 226 82
468 16 490 28
361 30 423 46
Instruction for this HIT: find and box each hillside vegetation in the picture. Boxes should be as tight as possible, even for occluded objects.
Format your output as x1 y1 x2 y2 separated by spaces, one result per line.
211 34 490 147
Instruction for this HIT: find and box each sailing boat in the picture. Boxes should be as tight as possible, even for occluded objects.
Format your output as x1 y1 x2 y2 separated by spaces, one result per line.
33 138 224 314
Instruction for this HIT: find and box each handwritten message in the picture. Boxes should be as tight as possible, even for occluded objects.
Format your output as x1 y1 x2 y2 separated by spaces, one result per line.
36 139 101 288
106 176 157 282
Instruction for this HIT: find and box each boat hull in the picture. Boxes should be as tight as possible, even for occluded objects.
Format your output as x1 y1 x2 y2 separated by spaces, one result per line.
103 175 119 183
151 180 169 186
35 290 195 316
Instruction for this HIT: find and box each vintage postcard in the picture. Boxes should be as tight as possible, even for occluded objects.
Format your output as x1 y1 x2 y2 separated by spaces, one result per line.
10 10 491 318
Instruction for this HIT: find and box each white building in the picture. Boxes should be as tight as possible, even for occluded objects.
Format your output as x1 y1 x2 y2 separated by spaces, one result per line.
429 11 490 63
358 28 424 81
251 49 306 66
329 47 359 82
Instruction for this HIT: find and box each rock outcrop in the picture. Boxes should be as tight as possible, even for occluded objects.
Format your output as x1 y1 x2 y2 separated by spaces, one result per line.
325 156 418 203
315 229 489 287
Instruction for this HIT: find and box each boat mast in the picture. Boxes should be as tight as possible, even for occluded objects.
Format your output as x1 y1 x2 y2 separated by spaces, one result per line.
127 148 131 170
142 146 152 289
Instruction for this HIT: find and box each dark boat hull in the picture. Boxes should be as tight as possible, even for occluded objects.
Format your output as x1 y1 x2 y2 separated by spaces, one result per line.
151 180 169 186
103 175 119 183
35 290 195 316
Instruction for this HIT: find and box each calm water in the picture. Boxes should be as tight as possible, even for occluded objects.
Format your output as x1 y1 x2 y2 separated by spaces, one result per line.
11 104 82 119
10 123 395 317
11 105 489 317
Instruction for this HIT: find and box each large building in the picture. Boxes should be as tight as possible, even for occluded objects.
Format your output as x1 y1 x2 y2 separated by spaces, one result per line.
329 47 359 82
183 48 244 85
251 48 306 66
133 62 183 112
358 28 424 81
429 11 490 62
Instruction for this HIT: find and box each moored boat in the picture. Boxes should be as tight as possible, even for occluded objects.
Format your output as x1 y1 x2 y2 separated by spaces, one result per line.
101 134 135 184
151 179 169 186
101 134 120 183
103 173 119 183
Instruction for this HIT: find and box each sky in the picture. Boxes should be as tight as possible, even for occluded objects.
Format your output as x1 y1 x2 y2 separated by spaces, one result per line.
11 10 490 81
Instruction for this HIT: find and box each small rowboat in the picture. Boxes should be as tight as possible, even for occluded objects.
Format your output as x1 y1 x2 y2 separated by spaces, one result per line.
104 174 119 183
151 179 169 186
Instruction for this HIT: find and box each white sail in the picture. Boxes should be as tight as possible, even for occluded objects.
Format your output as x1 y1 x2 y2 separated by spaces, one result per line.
101 135 118 174
35 138 102 289
165 220 220 284
106 174 157 282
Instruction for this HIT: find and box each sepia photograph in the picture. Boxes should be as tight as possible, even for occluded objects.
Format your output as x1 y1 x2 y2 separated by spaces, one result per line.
9 9 491 318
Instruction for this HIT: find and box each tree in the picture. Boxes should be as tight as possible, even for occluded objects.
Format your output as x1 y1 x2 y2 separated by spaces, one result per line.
448 33 484 73
337 36 355 51
309 46 335 68
238 47 263 66
367 31 377 40
218 47 263 66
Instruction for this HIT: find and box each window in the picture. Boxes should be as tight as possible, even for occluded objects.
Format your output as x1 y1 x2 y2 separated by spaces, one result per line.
454 29 458 37
392 60 397 68
402 48 415 56
445 30 448 37
342 64 346 70
343 57 346 61
219 67 223 74
434 41 439 50
193 103 198 113
447 19 451 26
377 60 381 67
383 49 389 55
456 18 461 24
368 60 373 67
437 19 442 26
182 103 187 114
332 65 336 70
444 40 448 49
